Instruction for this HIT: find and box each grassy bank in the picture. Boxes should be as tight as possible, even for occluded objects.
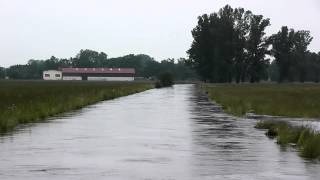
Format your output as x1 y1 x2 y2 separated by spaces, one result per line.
0 80 153 133
203 83 320 118
255 121 320 159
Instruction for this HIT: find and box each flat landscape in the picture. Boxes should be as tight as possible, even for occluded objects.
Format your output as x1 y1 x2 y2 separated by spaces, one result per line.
0 80 152 133
204 83 320 118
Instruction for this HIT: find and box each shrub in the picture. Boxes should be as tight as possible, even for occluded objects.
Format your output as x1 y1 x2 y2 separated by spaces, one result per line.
155 73 174 88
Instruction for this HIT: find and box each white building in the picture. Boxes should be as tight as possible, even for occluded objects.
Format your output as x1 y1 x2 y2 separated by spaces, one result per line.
43 70 62 80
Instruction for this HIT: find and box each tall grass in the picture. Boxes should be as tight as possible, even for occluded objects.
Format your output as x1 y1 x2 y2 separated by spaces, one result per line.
203 83 320 118
0 80 153 133
255 121 320 159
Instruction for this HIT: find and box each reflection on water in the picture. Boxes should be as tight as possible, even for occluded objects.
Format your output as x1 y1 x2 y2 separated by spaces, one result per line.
0 84 319 180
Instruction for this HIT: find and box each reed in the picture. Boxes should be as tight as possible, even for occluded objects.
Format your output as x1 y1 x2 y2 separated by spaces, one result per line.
255 121 320 159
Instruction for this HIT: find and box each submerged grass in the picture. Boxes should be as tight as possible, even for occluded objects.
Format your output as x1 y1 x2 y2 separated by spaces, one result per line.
255 121 320 159
0 80 153 133
203 83 320 118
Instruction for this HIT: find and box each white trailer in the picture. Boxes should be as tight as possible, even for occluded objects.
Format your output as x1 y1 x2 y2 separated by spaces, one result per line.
43 70 62 80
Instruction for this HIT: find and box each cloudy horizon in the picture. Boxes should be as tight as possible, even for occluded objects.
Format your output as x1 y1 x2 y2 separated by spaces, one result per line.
0 0 319 67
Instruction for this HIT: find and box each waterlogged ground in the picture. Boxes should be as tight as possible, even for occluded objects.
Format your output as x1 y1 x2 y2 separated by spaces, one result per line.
1 84 320 180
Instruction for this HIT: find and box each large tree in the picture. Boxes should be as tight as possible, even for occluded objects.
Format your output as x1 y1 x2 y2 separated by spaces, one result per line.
187 5 270 83
270 27 313 82
187 5 236 82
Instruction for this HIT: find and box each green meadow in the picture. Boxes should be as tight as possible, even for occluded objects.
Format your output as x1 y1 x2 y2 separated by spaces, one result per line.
203 83 320 118
203 83 320 159
0 80 152 133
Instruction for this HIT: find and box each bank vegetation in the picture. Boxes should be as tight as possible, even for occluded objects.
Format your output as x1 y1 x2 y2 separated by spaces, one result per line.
0 81 152 133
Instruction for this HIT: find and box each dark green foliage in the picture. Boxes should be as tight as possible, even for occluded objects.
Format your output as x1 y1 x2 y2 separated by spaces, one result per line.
155 73 174 88
255 121 320 159
246 15 270 83
4 50 197 81
270 27 314 82
188 5 319 83
187 5 271 83
0 67 5 79
0 81 152 133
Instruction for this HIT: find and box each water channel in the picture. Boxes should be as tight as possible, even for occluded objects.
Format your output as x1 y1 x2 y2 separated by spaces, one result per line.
1 84 320 179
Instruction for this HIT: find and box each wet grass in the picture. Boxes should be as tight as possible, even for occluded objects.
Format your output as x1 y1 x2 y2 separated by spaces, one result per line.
203 83 320 118
255 121 320 159
0 80 153 133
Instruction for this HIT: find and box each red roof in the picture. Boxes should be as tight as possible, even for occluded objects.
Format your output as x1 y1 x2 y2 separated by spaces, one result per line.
62 68 135 74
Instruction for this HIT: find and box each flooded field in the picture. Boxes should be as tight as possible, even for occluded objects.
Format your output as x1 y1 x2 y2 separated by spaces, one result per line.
0 84 320 179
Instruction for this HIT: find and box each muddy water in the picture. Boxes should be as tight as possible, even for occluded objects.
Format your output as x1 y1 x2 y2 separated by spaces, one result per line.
0 84 320 180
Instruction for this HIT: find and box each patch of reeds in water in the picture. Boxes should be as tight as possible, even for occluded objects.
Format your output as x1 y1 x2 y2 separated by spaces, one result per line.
255 121 320 159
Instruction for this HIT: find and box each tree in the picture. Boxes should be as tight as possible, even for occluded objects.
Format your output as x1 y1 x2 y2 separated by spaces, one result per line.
269 26 295 82
5 49 197 81
0 67 6 79
292 31 313 82
246 15 270 83
187 5 270 83
187 5 237 82
72 49 105 67
233 8 252 83
155 73 174 88
270 28 313 82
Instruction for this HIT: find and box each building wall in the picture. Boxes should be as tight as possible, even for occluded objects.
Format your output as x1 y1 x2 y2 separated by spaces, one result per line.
62 73 134 77
43 70 62 80
62 76 82 81
87 76 134 81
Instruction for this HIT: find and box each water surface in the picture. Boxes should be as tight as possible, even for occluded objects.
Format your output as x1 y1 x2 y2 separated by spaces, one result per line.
1 84 319 179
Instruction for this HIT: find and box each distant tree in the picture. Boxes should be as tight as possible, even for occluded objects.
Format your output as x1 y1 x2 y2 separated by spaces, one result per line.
306 52 320 82
155 72 174 88
268 61 279 82
269 26 295 82
6 65 30 79
5 50 197 81
270 28 313 82
58 58 72 68
292 30 313 82
72 49 106 67
174 58 198 80
0 67 6 79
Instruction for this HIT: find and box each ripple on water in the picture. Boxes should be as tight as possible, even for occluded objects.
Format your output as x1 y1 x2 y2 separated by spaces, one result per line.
0 84 320 180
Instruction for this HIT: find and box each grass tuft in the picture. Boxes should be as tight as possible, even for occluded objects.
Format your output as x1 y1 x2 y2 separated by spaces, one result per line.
255 121 320 159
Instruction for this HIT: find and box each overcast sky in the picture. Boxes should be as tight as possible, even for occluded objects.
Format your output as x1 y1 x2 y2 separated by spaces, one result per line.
0 0 319 67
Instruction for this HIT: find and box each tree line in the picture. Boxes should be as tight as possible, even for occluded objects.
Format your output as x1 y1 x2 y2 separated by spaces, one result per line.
0 49 197 80
1 5 320 83
187 5 320 83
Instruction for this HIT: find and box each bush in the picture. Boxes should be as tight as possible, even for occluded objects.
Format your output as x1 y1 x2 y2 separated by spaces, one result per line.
155 73 174 88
